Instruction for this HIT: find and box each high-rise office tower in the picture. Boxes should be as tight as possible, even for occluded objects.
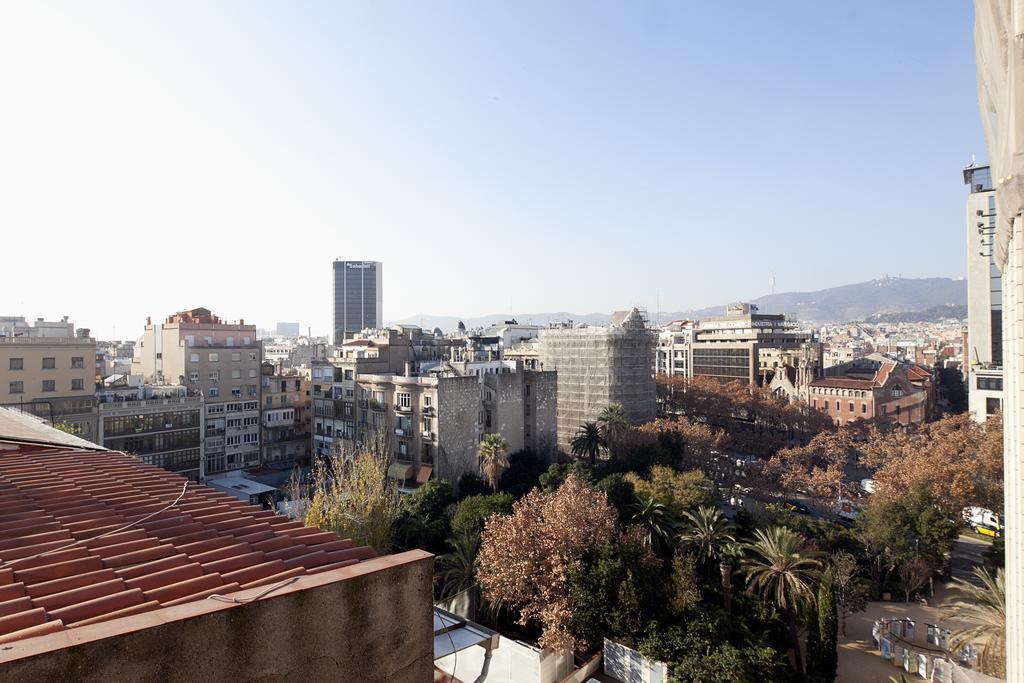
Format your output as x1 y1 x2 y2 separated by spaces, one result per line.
963 162 1002 423
333 260 383 345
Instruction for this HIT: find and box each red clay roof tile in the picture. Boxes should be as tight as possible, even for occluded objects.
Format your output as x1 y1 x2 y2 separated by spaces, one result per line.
0 444 379 646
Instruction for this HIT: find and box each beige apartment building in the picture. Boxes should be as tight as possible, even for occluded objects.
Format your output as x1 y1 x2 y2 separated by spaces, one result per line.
133 308 261 477
0 317 97 439
261 362 311 468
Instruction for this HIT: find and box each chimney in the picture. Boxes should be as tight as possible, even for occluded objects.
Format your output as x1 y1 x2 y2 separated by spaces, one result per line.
146 316 152 326
404 362 411 378
239 319 245 326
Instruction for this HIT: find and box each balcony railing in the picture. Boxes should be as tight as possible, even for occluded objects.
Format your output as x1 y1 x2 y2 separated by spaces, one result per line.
369 399 386 412
395 404 412 413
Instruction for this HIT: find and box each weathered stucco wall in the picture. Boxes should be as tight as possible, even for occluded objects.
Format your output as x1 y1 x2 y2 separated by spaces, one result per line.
437 375 482 487
0 552 434 682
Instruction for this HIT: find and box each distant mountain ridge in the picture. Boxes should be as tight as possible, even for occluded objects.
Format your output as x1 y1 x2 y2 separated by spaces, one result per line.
389 277 967 332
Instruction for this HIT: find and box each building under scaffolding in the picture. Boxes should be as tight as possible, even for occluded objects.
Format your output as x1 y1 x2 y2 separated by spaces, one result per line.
539 308 656 451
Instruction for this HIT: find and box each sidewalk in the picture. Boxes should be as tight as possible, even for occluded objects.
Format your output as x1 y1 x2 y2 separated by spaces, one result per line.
837 536 990 682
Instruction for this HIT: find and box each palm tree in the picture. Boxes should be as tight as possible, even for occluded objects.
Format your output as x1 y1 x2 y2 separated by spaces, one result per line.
941 567 1005 678
629 496 678 557
677 505 736 566
570 422 605 465
478 434 510 490
597 403 630 457
436 532 481 604
742 526 821 673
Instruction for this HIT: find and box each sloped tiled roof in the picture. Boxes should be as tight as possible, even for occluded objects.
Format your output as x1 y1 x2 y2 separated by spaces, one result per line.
0 445 376 646
811 377 878 389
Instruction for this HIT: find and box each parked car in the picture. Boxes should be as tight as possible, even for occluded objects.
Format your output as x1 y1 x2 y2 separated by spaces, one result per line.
784 499 810 514
976 523 1001 538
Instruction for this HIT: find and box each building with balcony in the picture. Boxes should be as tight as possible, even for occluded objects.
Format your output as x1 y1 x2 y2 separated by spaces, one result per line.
260 362 310 468
0 316 97 440
689 303 822 386
96 383 204 480
353 360 556 493
132 308 261 478
539 308 655 451
310 329 413 459
656 320 695 377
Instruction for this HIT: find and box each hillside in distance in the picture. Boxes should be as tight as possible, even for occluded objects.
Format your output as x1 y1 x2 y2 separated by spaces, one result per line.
686 277 967 322
390 277 967 332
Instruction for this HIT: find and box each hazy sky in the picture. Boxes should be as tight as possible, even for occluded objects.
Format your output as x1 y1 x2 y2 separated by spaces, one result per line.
0 2 985 339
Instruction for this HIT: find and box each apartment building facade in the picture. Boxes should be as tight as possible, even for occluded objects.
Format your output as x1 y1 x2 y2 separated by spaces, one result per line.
539 308 656 450
656 320 694 376
0 318 97 439
96 383 204 480
133 308 261 478
963 162 1003 422
355 362 556 492
261 362 311 468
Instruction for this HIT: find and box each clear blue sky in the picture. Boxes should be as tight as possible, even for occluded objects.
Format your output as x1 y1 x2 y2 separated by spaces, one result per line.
0 1 984 337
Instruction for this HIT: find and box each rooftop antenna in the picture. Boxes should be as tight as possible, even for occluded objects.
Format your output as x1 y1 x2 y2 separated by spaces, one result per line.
769 273 776 296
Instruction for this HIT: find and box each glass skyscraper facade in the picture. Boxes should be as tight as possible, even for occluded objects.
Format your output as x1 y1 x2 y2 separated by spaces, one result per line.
333 260 383 345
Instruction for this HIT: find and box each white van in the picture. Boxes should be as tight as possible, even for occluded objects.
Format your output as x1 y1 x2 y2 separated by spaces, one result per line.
962 506 1001 530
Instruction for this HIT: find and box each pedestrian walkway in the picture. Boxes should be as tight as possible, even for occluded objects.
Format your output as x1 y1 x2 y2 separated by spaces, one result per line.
836 536 990 682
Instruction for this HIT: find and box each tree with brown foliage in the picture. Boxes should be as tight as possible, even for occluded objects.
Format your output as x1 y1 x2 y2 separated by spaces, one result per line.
476 473 618 653
860 413 1003 516
656 375 833 458
764 430 857 508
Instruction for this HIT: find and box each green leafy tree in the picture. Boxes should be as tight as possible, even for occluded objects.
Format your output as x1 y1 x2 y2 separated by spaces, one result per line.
805 603 821 682
639 613 792 683
815 565 839 683
677 505 736 567
497 449 547 498
597 403 630 457
479 433 510 490
457 472 490 499
451 493 514 538
625 466 714 518
668 550 701 614
829 551 869 636
393 479 453 554
941 567 1005 678
595 473 637 523
539 461 595 492
571 422 606 465
742 526 821 674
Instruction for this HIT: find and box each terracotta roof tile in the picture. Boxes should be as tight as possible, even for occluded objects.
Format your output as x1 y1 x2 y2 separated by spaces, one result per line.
0 444 380 646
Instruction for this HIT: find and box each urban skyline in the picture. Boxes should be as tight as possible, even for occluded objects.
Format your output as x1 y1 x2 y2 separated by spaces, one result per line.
0 2 985 340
